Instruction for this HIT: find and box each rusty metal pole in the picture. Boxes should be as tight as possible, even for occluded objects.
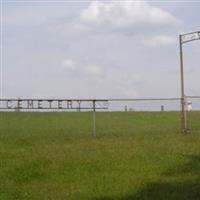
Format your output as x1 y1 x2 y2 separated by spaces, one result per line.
179 35 187 133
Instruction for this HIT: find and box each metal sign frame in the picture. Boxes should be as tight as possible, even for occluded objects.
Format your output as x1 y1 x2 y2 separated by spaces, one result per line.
179 31 200 133
0 99 108 111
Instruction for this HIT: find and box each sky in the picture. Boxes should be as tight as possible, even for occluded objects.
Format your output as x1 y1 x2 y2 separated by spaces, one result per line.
1 0 200 99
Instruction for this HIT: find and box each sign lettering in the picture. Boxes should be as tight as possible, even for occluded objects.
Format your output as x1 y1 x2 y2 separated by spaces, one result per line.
0 99 108 111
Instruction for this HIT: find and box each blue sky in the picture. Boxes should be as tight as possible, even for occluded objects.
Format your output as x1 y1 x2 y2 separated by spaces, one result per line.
1 0 200 99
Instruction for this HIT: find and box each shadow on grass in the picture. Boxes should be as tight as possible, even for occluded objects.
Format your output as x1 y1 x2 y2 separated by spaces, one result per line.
92 155 200 200
128 181 200 200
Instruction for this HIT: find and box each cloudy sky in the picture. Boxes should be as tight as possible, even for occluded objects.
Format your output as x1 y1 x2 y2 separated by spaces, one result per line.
1 0 200 99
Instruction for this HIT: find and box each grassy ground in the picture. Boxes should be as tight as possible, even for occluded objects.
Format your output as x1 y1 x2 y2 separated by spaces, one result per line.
1 111 200 200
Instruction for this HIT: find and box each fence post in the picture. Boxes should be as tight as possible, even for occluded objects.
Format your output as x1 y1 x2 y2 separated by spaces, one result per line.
92 100 96 136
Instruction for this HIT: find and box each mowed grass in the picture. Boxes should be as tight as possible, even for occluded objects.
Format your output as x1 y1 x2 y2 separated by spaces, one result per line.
1 111 200 200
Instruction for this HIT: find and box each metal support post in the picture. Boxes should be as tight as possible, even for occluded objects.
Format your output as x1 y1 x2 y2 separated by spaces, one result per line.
92 100 96 136
179 35 187 133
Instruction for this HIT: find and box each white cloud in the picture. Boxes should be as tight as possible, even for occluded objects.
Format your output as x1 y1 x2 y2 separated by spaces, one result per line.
142 35 176 47
81 1 180 29
85 64 104 76
61 59 104 76
62 59 77 70
48 1 181 37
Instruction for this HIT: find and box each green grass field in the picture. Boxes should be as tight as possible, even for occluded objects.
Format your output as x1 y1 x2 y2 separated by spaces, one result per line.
1 112 200 200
